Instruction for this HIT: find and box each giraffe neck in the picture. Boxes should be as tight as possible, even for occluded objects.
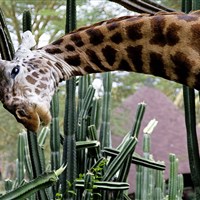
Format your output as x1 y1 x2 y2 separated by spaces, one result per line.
39 12 200 90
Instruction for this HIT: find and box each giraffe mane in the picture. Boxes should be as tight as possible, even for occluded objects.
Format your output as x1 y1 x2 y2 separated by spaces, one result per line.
69 16 134 34
69 11 186 35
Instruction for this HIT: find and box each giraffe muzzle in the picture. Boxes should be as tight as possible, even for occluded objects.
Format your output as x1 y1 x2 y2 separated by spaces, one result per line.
4 103 51 132
16 107 40 132
16 104 51 132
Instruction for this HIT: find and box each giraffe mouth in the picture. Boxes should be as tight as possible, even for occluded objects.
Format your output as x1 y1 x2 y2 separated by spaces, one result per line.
16 104 51 132
4 103 51 132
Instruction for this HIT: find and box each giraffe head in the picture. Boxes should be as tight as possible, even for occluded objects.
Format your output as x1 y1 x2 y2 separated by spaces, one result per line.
0 31 75 132
0 57 55 132
0 31 65 132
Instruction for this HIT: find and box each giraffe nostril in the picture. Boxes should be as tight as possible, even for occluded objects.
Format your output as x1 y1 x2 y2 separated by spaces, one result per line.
16 109 28 119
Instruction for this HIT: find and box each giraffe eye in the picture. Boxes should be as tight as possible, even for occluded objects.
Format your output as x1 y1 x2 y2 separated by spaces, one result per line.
11 65 20 79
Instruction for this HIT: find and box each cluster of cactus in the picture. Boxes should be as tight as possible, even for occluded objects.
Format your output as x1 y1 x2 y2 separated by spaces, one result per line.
1 129 67 200
135 120 184 200
0 1 186 200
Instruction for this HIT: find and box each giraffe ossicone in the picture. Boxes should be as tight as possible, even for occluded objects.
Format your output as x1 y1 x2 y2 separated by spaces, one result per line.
14 31 36 60
0 11 200 132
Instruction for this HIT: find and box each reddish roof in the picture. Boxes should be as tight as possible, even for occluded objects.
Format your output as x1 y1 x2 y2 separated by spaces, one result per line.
111 86 200 193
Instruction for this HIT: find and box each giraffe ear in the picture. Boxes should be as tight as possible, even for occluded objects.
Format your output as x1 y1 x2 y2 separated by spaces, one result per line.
189 10 200 15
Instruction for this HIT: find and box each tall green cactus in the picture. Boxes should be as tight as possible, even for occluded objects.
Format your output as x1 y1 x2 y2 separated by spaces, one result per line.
62 77 77 199
50 91 61 198
22 132 33 180
0 8 14 60
154 170 165 200
135 121 184 200
82 172 94 200
77 76 90 118
90 98 101 130
16 133 25 186
99 72 112 149
168 154 178 200
61 1 77 199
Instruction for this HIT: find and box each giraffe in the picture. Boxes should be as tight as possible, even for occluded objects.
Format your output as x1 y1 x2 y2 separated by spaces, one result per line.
0 11 200 132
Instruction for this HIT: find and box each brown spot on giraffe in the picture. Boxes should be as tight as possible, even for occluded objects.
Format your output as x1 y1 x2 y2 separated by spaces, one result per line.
110 32 123 44
26 62 37 69
35 88 40 95
34 59 42 64
170 52 192 85
37 82 47 89
64 55 81 66
33 64 39 69
32 72 39 78
190 23 200 55
52 38 64 45
86 49 111 71
29 58 36 61
118 59 132 71
47 61 53 66
149 52 167 78
70 33 84 47
166 23 181 46
126 45 143 73
44 68 49 73
102 45 117 66
39 69 46 74
107 22 119 31
84 66 102 73
65 44 75 51
126 21 144 41
41 77 48 81
26 75 37 84
45 48 63 54
150 15 166 46
86 28 104 45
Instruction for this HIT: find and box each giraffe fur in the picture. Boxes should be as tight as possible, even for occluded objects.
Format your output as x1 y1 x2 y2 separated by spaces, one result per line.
0 11 200 131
